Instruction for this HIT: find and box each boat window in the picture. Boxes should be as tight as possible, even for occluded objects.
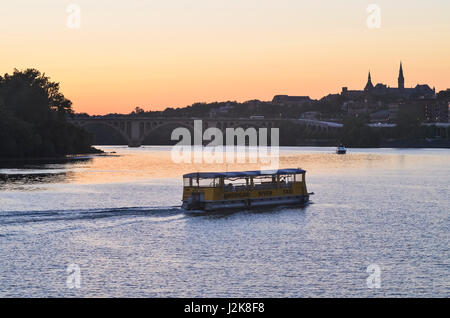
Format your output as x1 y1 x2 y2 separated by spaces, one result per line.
279 174 294 183
191 178 219 187
224 177 250 191
253 175 277 190
295 173 304 182
183 178 192 187
253 176 275 184
278 174 295 188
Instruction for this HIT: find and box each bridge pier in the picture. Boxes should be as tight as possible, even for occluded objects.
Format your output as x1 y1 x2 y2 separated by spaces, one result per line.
127 121 143 147
128 139 142 147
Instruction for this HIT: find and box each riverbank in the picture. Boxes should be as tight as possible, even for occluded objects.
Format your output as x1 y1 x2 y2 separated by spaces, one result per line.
283 139 450 148
89 140 450 149
292 138 450 148
380 138 450 148
0 147 109 167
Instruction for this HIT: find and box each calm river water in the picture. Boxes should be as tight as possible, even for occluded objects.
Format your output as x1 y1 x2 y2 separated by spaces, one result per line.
0 146 448 297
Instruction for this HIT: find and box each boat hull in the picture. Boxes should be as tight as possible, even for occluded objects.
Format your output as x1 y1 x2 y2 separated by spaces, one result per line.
182 194 309 212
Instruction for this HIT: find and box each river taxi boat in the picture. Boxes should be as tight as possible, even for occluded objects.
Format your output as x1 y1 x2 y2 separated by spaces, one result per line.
182 168 311 211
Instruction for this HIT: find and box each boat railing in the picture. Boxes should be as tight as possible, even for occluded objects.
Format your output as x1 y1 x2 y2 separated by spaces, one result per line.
279 182 293 189
220 178 298 192
224 184 251 192
223 182 295 191
253 183 277 190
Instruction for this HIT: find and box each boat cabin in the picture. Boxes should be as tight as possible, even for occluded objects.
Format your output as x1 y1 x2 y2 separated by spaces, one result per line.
182 168 310 211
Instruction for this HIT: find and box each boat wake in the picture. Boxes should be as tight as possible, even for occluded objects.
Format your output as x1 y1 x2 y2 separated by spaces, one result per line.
0 205 184 226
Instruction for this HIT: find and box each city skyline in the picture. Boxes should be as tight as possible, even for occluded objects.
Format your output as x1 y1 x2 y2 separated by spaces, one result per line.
1 0 449 115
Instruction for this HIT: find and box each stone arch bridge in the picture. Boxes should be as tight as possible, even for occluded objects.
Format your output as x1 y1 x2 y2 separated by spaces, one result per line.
69 117 342 147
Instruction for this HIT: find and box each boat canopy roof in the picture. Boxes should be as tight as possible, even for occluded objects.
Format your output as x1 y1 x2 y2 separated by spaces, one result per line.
183 168 306 179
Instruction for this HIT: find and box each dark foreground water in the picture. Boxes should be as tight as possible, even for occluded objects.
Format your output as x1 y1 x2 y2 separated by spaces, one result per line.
0 146 448 297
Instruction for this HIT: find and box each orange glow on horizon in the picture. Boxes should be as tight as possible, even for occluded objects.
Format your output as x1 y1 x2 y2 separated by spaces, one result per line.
1 0 449 115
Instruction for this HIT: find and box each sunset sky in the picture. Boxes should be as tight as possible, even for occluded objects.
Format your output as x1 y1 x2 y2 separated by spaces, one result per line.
1 0 449 115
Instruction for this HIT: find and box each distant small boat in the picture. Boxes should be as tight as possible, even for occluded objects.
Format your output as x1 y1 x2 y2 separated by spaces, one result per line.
336 145 347 154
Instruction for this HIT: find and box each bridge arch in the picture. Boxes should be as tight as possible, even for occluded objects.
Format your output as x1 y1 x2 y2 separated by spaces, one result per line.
71 120 130 145
141 121 195 145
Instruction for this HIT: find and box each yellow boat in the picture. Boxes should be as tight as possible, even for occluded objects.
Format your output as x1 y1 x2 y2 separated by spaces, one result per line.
182 168 311 211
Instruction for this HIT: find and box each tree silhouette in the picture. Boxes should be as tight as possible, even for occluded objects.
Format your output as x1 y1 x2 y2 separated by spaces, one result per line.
0 68 97 158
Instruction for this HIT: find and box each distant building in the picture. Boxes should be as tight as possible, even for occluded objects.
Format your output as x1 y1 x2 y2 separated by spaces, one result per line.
249 115 265 120
398 62 405 90
424 101 449 123
341 87 365 100
401 99 449 123
370 109 390 123
320 93 341 102
436 89 450 123
344 62 436 100
388 103 400 121
300 111 321 120
209 104 234 117
364 71 374 91
272 95 312 106
342 100 369 115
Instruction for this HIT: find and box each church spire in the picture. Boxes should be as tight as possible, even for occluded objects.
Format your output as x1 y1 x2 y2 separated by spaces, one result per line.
365 70 374 91
398 62 405 89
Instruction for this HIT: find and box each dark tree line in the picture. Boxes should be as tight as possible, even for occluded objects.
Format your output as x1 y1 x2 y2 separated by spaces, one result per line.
0 69 97 158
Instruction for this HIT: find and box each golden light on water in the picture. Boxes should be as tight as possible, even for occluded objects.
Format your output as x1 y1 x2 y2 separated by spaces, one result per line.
64 147 449 184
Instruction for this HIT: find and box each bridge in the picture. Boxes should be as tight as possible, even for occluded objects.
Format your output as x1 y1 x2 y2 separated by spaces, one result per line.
71 116 450 147
69 117 280 147
294 119 343 131
69 116 345 147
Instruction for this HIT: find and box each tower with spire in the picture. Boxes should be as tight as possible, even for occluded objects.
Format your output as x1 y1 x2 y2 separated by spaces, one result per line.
364 71 374 91
353 62 435 100
398 62 405 89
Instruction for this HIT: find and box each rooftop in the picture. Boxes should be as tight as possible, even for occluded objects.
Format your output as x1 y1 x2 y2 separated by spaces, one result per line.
183 168 306 179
